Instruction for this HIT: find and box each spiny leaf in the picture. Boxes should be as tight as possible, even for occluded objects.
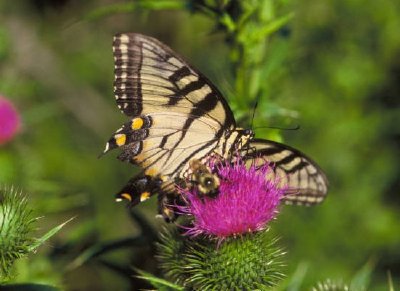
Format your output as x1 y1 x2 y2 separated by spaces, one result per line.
27 217 75 252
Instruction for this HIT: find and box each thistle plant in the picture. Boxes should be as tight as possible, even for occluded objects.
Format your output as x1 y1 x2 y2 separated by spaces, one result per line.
155 157 286 289
0 187 36 281
0 187 71 284
157 227 286 290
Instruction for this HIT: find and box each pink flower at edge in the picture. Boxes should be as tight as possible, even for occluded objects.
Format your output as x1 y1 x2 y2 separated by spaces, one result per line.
0 96 21 145
178 157 285 239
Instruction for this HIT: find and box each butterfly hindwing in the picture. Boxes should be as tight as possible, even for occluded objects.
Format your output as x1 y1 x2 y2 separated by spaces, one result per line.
244 139 328 205
115 174 161 206
116 173 181 222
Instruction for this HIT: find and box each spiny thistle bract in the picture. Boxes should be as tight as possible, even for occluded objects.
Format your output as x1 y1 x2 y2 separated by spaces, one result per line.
0 187 37 281
156 227 286 290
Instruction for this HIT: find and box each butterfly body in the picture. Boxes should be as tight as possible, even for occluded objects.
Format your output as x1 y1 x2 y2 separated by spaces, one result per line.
103 33 328 220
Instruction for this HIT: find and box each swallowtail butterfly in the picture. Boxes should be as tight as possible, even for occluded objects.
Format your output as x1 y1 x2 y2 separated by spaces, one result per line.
103 33 328 220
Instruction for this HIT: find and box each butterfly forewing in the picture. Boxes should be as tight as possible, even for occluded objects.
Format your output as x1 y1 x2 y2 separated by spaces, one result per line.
113 33 235 124
245 139 328 205
105 33 241 216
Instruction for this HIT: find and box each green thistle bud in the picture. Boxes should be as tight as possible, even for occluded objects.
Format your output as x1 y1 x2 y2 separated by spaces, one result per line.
156 227 286 290
0 187 37 281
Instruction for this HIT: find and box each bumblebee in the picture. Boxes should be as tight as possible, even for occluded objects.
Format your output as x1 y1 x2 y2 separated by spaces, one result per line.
189 159 220 198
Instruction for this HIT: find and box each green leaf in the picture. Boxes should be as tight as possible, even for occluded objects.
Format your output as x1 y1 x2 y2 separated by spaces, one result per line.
387 271 395 291
349 259 375 290
219 13 236 33
257 12 294 40
134 268 184 290
27 217 75 252
286 262 309 291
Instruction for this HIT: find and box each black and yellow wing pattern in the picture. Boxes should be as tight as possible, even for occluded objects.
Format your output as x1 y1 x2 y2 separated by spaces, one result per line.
102 33 328 218
244 139 328 205
103 33 238 213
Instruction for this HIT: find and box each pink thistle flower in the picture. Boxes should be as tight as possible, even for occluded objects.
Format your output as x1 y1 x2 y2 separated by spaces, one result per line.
179 158 285 238
0 96 20 145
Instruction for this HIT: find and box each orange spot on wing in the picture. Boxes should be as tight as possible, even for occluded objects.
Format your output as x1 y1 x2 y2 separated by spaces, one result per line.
140 191 151 202
120 193 132 201
115 134 126 146
145 168 157 177
131 118 144 130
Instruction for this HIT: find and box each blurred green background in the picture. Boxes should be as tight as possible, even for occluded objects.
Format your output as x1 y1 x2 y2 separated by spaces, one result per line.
0 0 399 290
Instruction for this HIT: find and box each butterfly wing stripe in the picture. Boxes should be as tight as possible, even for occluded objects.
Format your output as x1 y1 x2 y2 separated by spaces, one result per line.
105 111 222 155
175 79 205 100
115 99 228 128
168 66 192 83
112 33 235 127
116 117 224 179
135 136 220 178
245 139 328 205
285 160 311 174
159 138 220 177
161 116 221 171
273 152 297 167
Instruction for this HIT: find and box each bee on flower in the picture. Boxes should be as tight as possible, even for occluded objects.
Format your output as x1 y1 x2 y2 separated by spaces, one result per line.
178 156 285 239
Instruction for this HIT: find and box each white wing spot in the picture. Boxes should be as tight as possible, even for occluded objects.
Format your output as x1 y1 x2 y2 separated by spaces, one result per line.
119 44 129 54
120 34 130 43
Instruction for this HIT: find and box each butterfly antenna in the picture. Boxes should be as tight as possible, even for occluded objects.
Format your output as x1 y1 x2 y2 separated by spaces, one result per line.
250 100 259 131
253 124 301 131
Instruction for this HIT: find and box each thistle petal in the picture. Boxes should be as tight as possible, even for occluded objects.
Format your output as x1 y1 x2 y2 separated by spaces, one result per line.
0 96 20 145
179 157 285 238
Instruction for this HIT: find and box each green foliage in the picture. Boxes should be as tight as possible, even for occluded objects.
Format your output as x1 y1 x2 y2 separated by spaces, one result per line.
86 0 187 21
0 0 399 289
157 227 285 290
191 0 295 132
